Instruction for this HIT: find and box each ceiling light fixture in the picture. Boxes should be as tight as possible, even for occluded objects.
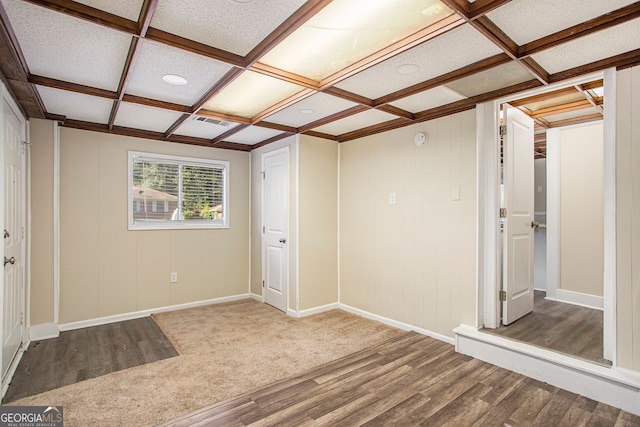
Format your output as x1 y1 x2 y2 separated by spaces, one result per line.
299 109 316 115
228 0 252 3
396 64 420 75
162 74 187 85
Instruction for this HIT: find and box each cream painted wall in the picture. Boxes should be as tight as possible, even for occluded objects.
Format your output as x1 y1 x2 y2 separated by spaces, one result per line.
298 135 338 310
616 65 640 371
340 111 477 338
28 119 55 326
250 136 298 311
559 123 604 297
57 127 249 324
534 158 546 217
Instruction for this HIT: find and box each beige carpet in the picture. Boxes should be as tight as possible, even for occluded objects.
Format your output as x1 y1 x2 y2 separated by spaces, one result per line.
8 299 403 426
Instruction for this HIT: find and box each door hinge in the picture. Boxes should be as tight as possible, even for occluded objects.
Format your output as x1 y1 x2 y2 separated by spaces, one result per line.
20 313 24 325
262 280 265 288
262 171 265 180
499 290 507 301
499 125 507 136
262 226 265 234
21 226 25 240
500 208 507 218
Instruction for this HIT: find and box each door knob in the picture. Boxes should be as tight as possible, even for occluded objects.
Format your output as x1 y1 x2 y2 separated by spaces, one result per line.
279 238 286 243
3 229 8 239
4 257 15 266
531 221 540 228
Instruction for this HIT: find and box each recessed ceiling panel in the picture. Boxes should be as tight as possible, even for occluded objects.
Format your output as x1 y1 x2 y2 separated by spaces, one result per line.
224 126 283 145
265 92 358 128
544 107 602 123
532 18 640 75
150 0 307 56
487 0 637 45
335 25 502 99
444 62 534 98
313 109 399 135
2 0 131 91
203 70 306 118
389 86 465 113
174 117 240 139
74 0 144 21
259 0 454 81
126 40 234 106
37 86 113 124
114 102 184 133
522 92 586 113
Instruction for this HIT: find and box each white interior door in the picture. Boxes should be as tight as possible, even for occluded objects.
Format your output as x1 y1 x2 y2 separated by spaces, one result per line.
2 98 25 378
502 104 535 325
262 148 289 313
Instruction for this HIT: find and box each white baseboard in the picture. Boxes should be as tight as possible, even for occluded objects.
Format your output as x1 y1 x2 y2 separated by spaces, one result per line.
454 324 640 416
249 293 262 302
59 293 251 331
546 289 604 310
29 322 59 341
298 302 339 318
339 303 455 345
287 308 298 318
1 340 28 402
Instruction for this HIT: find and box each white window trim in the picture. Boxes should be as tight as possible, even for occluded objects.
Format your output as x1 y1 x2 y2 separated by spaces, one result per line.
128 151 230 230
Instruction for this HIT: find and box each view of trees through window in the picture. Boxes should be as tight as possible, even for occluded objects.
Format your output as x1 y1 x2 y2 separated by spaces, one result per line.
132 160 224 223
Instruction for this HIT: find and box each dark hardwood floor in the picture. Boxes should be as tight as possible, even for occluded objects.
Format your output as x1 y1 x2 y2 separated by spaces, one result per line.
159 331 638 427
485 290 607 365
3 316 178 403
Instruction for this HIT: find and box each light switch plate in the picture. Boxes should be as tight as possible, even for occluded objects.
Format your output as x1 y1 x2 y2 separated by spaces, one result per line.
170 272 178 283
451 186 460 201
389 193 396 205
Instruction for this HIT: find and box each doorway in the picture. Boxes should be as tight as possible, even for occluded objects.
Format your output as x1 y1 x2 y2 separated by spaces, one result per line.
1 88 27 389
478 70 615 365
261 147 289 313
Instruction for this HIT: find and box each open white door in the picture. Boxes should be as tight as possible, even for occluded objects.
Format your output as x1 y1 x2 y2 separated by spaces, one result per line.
2 96 25 379
502 104 535 325
262 148 289 313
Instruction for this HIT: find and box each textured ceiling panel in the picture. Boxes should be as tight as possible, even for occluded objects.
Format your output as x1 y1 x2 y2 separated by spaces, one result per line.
444 62 534 98
2 0 131 91
335 24 502 99
532 18 640 75
74 0 145 21
389 86 465 113
113 102 184 133
224 126 283 145
37 86 113 124
544 107 601 123
126 40 234 106
150 0 307 56
265 92 358 128
487 0 638 45
313 109 399 135
174 117 240 139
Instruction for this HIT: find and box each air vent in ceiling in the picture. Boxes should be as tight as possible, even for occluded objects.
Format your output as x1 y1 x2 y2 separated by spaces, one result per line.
193 116 233 127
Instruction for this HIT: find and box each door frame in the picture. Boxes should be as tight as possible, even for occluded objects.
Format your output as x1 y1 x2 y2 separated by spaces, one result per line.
261 146 290 311
0 81 28 389
477 69 616 363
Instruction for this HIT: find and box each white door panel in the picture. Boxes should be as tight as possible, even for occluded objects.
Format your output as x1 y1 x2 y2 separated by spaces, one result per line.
2 97 25 378
503 105 535 325
262 149 289 312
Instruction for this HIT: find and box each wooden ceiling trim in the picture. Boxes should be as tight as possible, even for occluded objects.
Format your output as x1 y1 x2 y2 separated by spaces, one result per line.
580 80 604 91
23 0 137 34
108 36 143 129
297 105 369 133
28 74 117 99
249 62 319 90
506 86 578 107
469 0 514 19
251 132 295 149
253 121 298 134
550 48 640 83
374 53 511 106
519 3 640 58
137 0 158 37
209 141 253 152
244 0 334 66
469 16 518 57
518 57 550 85
193 109 251 125
250 88 316 124
121 94 191 113
163 113 191 138
547 113 603 128
211 124 250 144
529 99 593 119
301 130 339 141
322 87 374 107
338 117 411 143
376 104 415 120
191 68 245 113
318 14 464 90
575 84 604 114
145 27 245 68
439 0 471 20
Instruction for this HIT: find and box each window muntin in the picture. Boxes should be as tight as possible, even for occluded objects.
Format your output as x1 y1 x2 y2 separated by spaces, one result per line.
128 152 229 230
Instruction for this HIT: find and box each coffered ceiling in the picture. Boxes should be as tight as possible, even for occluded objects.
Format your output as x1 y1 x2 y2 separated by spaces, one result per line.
0 0 638 152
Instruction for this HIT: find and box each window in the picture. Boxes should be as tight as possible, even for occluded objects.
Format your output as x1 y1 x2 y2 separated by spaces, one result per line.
128 151 229 230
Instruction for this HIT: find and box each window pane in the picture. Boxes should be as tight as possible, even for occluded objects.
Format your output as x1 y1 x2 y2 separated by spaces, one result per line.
132 161 179 224
181 165 224 222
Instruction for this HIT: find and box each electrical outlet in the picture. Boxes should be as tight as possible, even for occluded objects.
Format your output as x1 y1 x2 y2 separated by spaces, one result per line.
389 192 396 205
170 272 178 283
